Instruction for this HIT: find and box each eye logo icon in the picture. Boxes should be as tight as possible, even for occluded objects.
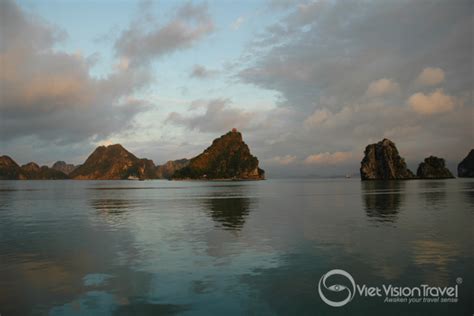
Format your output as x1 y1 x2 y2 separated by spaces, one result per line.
318 269 356 307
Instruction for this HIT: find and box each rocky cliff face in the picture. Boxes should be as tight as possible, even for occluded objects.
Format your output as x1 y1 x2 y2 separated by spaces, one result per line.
70 144 156 180
360 138 415 180
52 161 77 175
458 149 474 177
21 162 41 174
156 159 189 179
0 155 24 179
416 156 454 179
129 158 157 180
21 162 69 180
172 130 265 180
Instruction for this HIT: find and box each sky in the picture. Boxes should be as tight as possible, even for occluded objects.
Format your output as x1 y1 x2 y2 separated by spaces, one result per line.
0 0 473 177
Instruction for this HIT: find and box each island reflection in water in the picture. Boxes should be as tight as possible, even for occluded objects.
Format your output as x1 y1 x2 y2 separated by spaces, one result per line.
201 197 252 230
362 180 405 223
0 179 472 315
418 180 448 207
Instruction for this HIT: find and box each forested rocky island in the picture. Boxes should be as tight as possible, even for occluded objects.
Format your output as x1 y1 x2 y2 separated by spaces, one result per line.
0 130 264 180
359 138 461 180
1 132 469 181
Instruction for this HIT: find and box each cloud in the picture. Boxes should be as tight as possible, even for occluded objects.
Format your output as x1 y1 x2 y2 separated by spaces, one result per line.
235 0 472 170
267 0 296 10
190 64 218 79
252 92 471 173
416 67 445 86
115 2 214 66
1 0 472 174
304 152 353 165
366 78 400 98
240 0 472 111
166 99 259 133
266 155 297 165
304 108 331 128
0 0 151 144
232 16 246 30
407 89 457 115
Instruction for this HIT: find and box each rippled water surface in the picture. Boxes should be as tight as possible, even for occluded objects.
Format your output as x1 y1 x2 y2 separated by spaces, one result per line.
0 179 472 315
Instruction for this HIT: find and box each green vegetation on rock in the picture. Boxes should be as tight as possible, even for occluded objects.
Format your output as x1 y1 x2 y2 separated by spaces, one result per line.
70 144 156 180
173 130 264 180
417 156 454 179
360 138 415 180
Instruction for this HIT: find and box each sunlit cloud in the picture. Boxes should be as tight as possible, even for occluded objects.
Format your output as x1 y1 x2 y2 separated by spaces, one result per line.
416 67 445 86
408 89 457 115
266 155 297 165
366 78 400 98
304 152 353 165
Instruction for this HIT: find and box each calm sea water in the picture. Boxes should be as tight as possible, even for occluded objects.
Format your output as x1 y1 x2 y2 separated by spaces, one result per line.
0 179 472 315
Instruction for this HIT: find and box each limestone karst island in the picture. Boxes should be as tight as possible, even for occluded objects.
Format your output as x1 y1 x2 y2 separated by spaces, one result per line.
0 129 265 181
359 138 463 180
1 133 472 181
1 1 472 314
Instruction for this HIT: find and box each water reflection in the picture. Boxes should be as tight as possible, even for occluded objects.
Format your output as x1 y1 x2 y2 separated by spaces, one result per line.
0 188 13 210
203 197 252 230
461 180 474 207
1 179 472 315
90 198 155 230
114 301 189 315
0 257 80 315
362 181 405 223
49 281 188 316
91 199 134 215
411 239 459 285
418 180 447 207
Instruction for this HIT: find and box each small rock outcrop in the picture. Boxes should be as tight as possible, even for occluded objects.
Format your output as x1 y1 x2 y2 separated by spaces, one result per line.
172 130 265 180
155 159 189 179
52 161 77 175
458 149 474 177
416 156 454 179
0 155 24 179
360 138 415 180
70 144 156 180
